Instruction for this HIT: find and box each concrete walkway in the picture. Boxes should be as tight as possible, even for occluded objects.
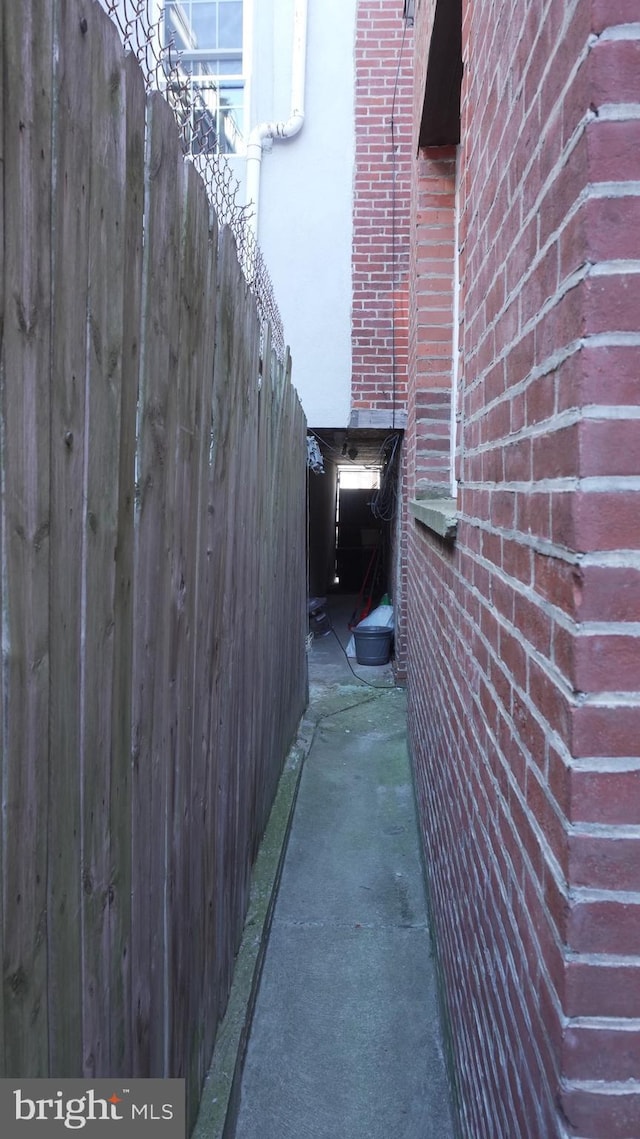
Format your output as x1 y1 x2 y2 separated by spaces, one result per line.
232 599 456 1139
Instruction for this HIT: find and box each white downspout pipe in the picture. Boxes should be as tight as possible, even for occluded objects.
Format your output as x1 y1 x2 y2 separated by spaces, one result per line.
246 0 308 236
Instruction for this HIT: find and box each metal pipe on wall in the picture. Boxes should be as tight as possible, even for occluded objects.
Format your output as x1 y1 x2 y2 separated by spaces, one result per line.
245 0 308 236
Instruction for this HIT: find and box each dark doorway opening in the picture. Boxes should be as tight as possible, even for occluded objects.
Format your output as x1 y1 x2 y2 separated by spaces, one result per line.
307 430 402 612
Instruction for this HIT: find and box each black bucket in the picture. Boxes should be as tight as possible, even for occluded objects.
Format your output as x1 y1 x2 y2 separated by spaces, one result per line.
353 625 393 666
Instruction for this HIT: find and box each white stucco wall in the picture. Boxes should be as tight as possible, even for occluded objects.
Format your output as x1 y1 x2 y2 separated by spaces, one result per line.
244 0 356 427
110 0 355 427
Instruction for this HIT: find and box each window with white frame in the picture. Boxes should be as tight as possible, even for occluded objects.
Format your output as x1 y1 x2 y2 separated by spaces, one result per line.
164 0 244 154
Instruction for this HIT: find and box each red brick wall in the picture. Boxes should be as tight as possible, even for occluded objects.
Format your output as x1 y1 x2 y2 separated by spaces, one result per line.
352 0 413 423
406 1 640 1136
392 439 409 679
406 146 456 494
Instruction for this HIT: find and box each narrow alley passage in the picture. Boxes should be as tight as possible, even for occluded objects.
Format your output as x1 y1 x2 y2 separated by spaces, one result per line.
232 598 455 1138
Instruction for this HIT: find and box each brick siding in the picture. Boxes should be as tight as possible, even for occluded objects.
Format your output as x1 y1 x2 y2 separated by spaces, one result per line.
407 146 456 493
405 1 640 1136
352 0 413 423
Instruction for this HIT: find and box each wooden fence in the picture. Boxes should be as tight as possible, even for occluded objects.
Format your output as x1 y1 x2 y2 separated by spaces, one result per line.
0 0 308 1126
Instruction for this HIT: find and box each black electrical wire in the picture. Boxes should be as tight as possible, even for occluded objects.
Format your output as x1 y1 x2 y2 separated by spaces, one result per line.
326 615 397 692
370 432 402 521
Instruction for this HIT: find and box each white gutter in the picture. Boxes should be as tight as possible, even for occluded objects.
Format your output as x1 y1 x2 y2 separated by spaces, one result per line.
246 0 308 236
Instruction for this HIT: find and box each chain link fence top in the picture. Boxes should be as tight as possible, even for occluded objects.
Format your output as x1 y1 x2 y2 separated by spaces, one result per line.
99 0 286 360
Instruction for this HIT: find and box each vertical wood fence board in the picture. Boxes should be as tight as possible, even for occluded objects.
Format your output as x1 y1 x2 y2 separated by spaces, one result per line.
167 159 209 1087
261 350 275 811
295 393 308 710
131 90 182 1078
191 189 217 1111
238 310 262 923
80 6 128 1078
47 0 92 1076
262 351 285 816
192 218 220 1083
193 268 217 1075
108 48 146 1079
0 0 7 1077
283 360 306 752
270 368 287 791
260 354 276 836
1 0 53 1076
155 123 183 1085
192 248 217 1109
242 332 262 866
271 360 285 783
292 395 308 735
253 328 273 851
210 228 247 1011
263 350 280 832
228 305 255 970
268 353 287 786
209 230 237 1016
224 280 258 974
180 178 218 1118
289 369 307 739
270 354 305 793
229 262 261 974
268 354 284 789
209 226 239 1011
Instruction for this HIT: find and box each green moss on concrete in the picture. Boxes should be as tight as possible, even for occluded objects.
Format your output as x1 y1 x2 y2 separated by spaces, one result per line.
191 737 308 1139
